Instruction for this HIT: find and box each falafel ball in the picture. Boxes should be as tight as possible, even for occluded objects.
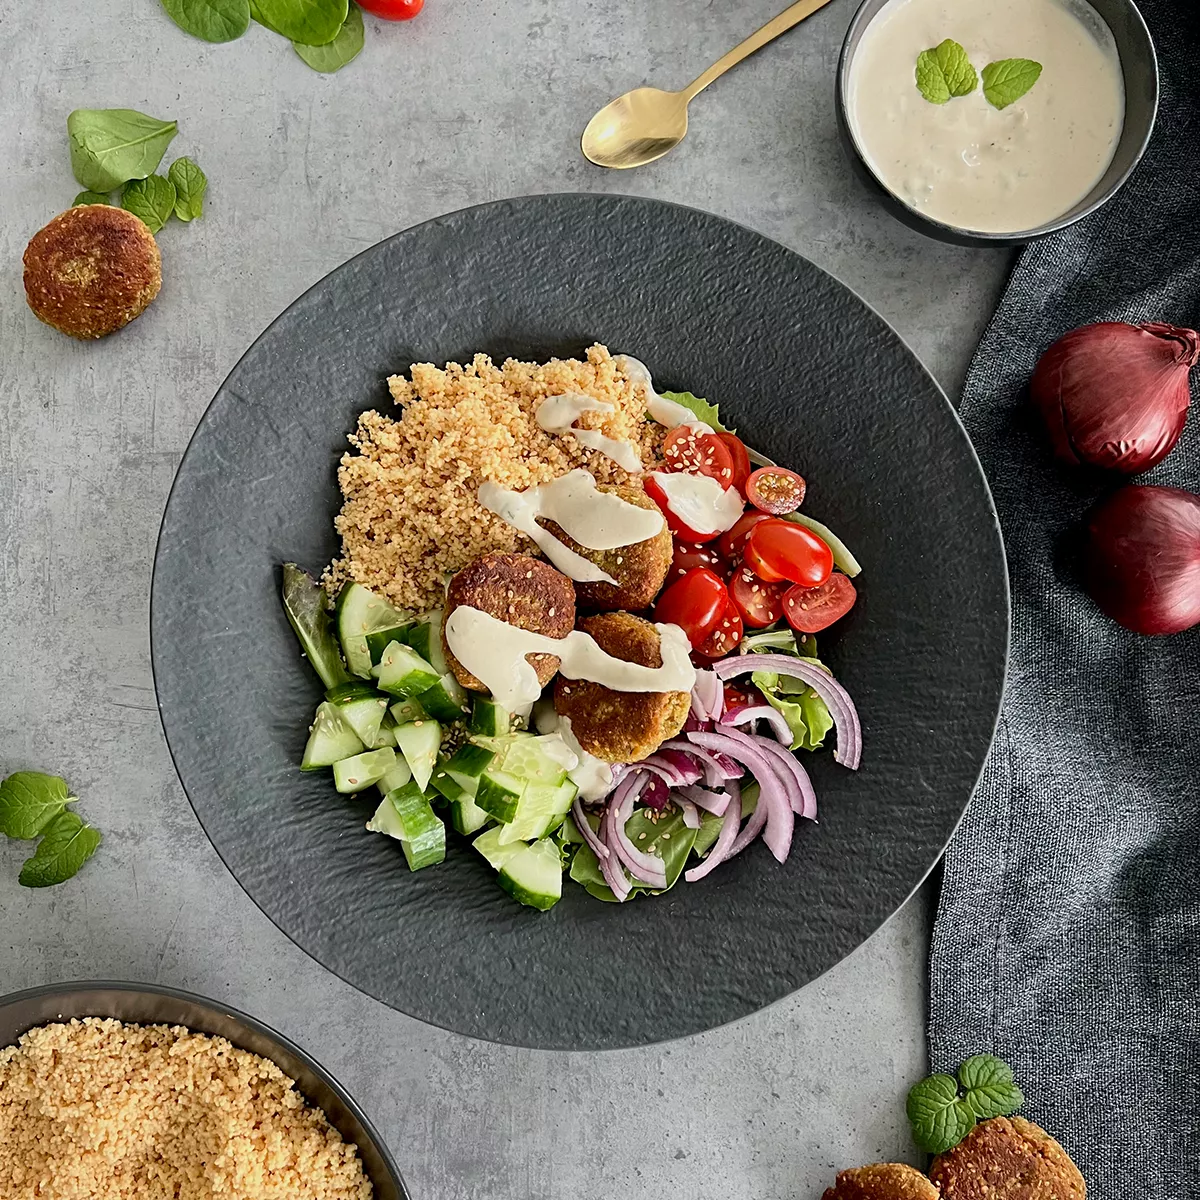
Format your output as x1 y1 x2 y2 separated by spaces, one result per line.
540 483 672 611
930 1116 1086 1200
553 611 690 763
822 1163 940 1200
443 552 575 692
24 205 161 340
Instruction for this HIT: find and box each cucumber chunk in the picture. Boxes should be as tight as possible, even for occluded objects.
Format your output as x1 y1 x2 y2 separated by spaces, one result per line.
498 778 578 845
444 743 495 790
376 781 446 870
373 641 440 698
301 702 364 770
282 563 351 690
366 624 413 665
376 758 413 796
476 768 525 823
326 693 390 748
393 719 441 792
325 680 379 703
404 610 447 674
372 719 398 749
336 583 411 679
389 697 426 725
473 825 525 871
333 747 397 794
417 672 469 723
497 838 563 910
469 696 510 737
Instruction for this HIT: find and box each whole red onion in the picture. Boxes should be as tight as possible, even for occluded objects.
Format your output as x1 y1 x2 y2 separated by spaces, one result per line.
1032 321 1199 473
1084 485 1200 635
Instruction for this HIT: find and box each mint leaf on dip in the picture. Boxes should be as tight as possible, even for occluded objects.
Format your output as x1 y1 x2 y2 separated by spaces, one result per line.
915 39 977 104
982 58 1043 108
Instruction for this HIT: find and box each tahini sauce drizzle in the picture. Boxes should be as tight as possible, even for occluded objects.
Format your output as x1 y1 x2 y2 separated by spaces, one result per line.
615 354 714 433
536 393 643 473
646 470 744 536
533 701 614 801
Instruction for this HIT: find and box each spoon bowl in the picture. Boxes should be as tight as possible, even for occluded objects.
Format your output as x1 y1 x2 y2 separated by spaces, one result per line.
582 88 690 170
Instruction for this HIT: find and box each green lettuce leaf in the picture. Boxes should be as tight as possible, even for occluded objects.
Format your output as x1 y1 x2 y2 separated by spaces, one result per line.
660 390 731 433
743 629 834 752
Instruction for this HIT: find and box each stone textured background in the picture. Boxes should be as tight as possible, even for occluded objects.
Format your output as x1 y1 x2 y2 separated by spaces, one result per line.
0 1 1010 1195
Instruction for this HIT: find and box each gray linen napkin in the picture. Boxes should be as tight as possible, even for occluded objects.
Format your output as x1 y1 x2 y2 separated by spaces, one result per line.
928 2 1200 1196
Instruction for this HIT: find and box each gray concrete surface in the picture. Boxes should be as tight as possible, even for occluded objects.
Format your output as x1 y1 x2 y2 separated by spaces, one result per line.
0 1 1011 1195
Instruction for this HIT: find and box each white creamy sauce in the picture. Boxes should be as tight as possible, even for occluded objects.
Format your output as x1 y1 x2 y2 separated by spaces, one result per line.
647 470 744 537
614 354 714 434
533 703 614 801
445 606 697 712
536 393 644 473
849 0 1124 232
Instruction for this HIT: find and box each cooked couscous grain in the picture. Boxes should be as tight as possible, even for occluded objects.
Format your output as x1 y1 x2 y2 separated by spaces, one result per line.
324 344 665 611
0 1018 372 1200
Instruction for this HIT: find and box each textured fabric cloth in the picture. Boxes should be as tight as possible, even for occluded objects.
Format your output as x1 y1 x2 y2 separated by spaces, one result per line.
928 4 1200 1197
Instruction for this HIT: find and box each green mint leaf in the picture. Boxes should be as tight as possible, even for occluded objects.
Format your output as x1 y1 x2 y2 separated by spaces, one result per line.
959 1054 1025 1119
67 108 178 193
168 157 208 221
160 0 251 42
982 58 1042 109
19 811 102 887
251 0 348 46
0 773 74 840
915 49 951 104
295 1 363 71
659 391 731 434
915 40 977 104
906 1074 977 1154
121 174 177 234
73 190 113 207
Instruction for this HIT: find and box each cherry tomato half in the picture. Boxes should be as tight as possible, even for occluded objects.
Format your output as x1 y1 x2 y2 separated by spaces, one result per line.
643 474 721 543
723 681 764 711
654 567 729 647
718 510 770 561
662 427 735 486
729 566 787 628
695 597 743 658
746 466 807 515
715 433 751 495
783 574 857 633
669 539 727 583
358 0 424 17
744 518 833 587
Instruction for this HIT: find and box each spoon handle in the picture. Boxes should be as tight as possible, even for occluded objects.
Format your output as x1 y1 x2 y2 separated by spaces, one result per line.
683 0 838 102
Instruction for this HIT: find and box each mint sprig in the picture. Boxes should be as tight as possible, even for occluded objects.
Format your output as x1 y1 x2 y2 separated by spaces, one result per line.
916 39 977 104
907 1054 1024 1154
982 58 1043 109
1 770 102 887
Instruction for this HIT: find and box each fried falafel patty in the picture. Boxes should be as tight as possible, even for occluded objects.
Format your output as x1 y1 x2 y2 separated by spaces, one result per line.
443 552 575 691
553 611 690 763
930 1117 1086 1200
822 1162 941 1200
539 483 672 611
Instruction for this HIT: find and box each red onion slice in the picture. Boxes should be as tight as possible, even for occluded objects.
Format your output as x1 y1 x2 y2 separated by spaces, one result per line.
605 779 668 889
684 779 743 883
571 796 611 861
676 796 702 829
719 704 792 744
754 737 817 821
659 740 743 787
714 653 861 769
690 669 723 722
679 784 731 816
599 840 632 900
644 750 704 786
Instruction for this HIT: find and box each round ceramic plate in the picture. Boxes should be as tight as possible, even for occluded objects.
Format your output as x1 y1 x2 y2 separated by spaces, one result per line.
151 194 1008 1050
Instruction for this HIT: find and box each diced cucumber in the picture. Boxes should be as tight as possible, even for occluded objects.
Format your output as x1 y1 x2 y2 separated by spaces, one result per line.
473 825 525 871
389 697 426 725
327 693 390 748
372 719 397 749
476 767 526 823
333 747 397 794
366 795 406 839
417 672 469 723
301 702 364 770
498 779 578 845
282 563 352 690
469 696 510 737
404 610 448 674
429 760 468 804
443 743 495 793
376 758 413 796
450 793 492 835
393 719 441 792
325 680 379 703
366 624 413 665
382 781 446 870
495 735 569 787
336 583 411 679
373 641 440 698
497 838 563 910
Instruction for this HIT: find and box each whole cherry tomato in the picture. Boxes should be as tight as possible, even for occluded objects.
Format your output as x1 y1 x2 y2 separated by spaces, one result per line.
669 539 727 582
662 427 735 486
643 474 722 543
783 574 857 633
358 0 424 16
728 566 787 628
745 466 806 515
718 510 770 561
654 567 728 647
694 597 743 658
744 518 833 587
715 433 751 495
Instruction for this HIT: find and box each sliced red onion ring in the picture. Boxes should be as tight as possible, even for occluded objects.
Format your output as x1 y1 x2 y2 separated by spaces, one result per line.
643 751 703 787
683 710 711 734
714 653 861 769
679 784 732 816
675 796 702 829
659 740 744 787
572 796 611 861
691 669 724 722
599 840 632 900
685 779 743 883
719 704 792 744
753 737 817 821
605 779 668 889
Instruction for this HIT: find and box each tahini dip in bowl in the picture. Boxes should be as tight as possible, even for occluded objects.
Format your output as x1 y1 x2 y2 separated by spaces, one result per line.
836 0 1158 245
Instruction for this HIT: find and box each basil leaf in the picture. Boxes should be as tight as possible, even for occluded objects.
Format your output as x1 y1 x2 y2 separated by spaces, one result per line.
906 1074 977 1154
982 58 1043 109
659 390 731 434
251 0 348 46
19 811 102 888
0 772 74 840
692 808 724 858
67 108 179 193
958 1054 1024 1119
168 157 208 221
294 1 363 72
73 190 113 207
160 0 250 42
121 174 178 234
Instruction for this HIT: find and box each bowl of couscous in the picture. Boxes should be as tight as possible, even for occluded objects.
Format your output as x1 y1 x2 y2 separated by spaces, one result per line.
0 980 408 1200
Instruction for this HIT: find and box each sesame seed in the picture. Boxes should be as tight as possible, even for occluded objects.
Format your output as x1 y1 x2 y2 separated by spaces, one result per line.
638 832 647 840
548 607 556 616
662 832 671 840
526 570 533 578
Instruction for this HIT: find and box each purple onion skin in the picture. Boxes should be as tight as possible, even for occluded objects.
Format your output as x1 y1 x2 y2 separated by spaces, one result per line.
1085 485 1200 635
1032 322 1199 473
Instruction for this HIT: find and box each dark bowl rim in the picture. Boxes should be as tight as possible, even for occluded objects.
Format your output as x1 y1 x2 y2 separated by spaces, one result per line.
0 978 408 1198
834 0 1160 245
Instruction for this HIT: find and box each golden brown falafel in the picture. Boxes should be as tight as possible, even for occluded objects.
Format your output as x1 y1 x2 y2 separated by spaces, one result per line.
443 552 575 691
540 483 672 611
24 205 161 339
553 611 690 763
822 1162 941 1200
930 1116 1085 1200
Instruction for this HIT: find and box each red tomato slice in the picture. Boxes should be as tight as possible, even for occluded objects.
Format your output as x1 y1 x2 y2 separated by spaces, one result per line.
653 567 729 647
715 433 751 495
695 598 744 658
662 427 735 487
783 574 857 633
358 0 423 16
728 566 787 628
644 474 722 543
746 466 807 515
669 539 727 584
718 510 770 561
744 518 833 587
723 682 764 711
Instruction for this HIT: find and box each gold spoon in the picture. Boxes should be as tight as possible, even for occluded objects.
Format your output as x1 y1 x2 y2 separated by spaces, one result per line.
582 0 838 170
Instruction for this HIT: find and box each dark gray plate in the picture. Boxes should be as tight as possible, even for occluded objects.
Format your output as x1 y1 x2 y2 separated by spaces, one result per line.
151 194 1008 1050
